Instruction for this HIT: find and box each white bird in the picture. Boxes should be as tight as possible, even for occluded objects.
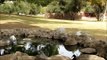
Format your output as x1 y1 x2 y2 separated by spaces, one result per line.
0 49 5 55
30 46 36 52
58 45 73 59
10 35 16 41
73 49 81 57
75 31 82 36
58 45 81 59
24 42 32 50
10 35 17 45
37 44 46 51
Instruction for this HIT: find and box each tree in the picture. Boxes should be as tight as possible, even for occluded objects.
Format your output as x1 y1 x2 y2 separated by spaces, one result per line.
14 1 31 15
25 0 53 6
29 3 40 15
0 2 14 14
102 1 107 21
46 0 83 19
89 0 107 21
47 0 83 13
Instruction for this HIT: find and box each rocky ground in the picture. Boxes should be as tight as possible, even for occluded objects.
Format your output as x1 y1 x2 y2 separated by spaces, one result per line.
0 27 107 60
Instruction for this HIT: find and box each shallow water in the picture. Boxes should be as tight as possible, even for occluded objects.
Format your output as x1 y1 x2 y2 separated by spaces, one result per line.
0 38 81 59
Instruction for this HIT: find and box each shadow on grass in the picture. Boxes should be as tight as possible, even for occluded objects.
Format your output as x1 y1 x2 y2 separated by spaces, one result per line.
0 14 73 24
0 22 39 29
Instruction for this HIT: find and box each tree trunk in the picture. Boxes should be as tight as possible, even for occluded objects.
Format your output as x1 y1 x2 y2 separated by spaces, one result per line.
103 2 107 21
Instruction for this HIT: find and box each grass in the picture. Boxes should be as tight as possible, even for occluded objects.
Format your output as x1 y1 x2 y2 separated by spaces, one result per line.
0 14 107 40
0 14 70 24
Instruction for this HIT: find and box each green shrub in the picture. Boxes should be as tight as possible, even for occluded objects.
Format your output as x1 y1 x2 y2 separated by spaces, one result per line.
40 7 47 14
0 1 41 15
29 3 40 15
46 1 62 13
14 1 31 15
0 3 14 14
84 5 94 13
46 0 82 13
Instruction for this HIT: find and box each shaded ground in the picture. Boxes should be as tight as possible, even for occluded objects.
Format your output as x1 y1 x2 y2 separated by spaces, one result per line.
0 14 107 40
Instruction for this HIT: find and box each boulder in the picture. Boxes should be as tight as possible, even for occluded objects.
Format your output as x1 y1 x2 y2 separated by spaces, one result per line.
80 48 96 54
0 51 35 60
0 40 10 47
64 37 77 45
47 55 71 60
77 54 105 60
64 34 78 45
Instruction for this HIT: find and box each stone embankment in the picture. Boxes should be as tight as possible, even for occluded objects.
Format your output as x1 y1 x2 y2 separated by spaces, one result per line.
0 28 107 60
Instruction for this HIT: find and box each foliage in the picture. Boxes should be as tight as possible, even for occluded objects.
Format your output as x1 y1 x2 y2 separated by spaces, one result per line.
29 3 40 15
88 0 107 21
14 1 31 15
40 7 47 14
42 44 58 57
46 0 83 13
0 2 14 14
65 0 82 13
25 0 53 6
0 0 41 15
84 5 94 13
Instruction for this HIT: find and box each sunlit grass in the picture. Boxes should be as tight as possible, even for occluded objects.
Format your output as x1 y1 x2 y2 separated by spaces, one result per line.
0 14 107 40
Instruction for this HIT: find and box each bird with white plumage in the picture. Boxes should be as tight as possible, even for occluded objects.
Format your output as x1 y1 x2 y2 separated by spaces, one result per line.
9 35 17 45
0 49 5 56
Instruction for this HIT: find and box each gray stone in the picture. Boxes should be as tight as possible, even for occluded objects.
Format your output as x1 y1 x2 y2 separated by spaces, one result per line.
77 54 105 60
47 55 71 60
80 48 96 54
0 51 35 60
0 40 9 47
64 37 78 45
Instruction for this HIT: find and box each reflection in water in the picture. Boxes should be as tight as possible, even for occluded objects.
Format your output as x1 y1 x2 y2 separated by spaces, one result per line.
58 45 81 59
0 38 81 59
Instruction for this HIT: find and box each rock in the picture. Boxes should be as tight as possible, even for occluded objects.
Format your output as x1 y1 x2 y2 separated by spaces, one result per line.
0 40 9 47
35 55 71 60
21 56 35 60
47 55 71 60
77 54 105 60
52 31 67 40
80 48 96 54
74 31 94 45
64 34 77 45
0 51 35 60
23 38 32 41
64 37 77 45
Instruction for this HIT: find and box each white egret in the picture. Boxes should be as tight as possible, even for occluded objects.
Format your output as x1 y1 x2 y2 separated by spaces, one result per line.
58 45 81 59
0 49 5 55
75 31 82 36
37 44 46 51
9 35 17 45
24 42 32 50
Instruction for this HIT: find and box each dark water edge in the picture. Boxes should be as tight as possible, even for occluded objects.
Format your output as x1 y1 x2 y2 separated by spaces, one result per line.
0 37 81 59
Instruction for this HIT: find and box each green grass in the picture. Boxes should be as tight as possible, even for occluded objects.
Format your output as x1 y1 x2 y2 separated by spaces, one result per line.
0 14 70 24
0 14 107 40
